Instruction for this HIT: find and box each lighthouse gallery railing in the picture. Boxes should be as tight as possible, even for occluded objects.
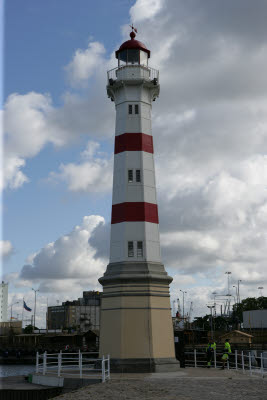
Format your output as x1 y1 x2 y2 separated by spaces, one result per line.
107 64 159 84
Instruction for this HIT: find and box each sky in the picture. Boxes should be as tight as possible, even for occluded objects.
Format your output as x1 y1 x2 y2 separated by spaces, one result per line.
1 0 267 328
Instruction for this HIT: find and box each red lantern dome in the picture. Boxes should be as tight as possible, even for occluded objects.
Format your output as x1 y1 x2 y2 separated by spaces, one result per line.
115 31 150 67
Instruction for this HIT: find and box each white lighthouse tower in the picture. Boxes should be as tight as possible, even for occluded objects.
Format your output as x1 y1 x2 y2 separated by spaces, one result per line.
99 29 178 372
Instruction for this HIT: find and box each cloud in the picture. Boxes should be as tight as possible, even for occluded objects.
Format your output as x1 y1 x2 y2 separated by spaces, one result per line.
49 140 113 193
0 240 13 259
20 215 107 289
65 42 106 88
130 0 164 22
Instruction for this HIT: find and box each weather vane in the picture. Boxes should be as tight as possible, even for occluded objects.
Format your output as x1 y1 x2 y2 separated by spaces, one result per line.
129 24 138 34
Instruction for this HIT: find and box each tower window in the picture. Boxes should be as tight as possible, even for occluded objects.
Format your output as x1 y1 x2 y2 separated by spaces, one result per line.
136 170 141 183
135 104 139 114
128 169 133 183
128 241 134 257
128 104 133 114
137 241 143 257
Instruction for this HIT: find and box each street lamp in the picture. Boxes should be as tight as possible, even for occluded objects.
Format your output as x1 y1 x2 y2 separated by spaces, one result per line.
258 287 264 297
207 305 215 340
32 288 39 329
237 280 242 303
180 290 187 321
10 301 19 321
225 272 232 295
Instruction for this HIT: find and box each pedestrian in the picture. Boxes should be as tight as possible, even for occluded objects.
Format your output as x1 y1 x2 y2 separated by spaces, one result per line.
221 338 231 369
206 340 216 368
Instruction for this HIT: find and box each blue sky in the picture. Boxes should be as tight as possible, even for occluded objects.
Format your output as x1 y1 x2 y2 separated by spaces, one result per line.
2 0 267 326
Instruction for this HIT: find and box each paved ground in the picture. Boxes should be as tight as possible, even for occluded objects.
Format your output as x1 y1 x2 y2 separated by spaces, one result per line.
54 368 267 400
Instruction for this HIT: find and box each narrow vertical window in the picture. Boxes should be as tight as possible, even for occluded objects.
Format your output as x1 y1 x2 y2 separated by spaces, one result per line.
128 104 133 114
135 104 139 114
128 241 134 257
137 241 143 257
136 169 141 183
128 169 133 183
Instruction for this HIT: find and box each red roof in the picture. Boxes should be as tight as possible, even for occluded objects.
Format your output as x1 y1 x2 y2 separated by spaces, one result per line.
115 31 150 58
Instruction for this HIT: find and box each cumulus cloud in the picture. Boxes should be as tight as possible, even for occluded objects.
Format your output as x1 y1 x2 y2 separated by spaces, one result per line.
20 215 108 290
0 240 13 259
49 140 113 193
65 42 106 87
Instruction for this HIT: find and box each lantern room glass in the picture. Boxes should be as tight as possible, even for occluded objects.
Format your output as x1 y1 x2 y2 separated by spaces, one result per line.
118 49 148 67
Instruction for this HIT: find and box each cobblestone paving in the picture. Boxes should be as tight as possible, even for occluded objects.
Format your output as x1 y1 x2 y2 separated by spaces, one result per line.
54 370 267 400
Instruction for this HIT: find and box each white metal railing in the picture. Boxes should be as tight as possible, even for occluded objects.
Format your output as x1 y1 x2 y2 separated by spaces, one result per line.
185 349 267 378
36 351 110 383
107 65 159 83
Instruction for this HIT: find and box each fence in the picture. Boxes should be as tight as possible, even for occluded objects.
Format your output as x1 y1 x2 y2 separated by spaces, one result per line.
36 351 110 383
107 65 159 83
185 349 267 377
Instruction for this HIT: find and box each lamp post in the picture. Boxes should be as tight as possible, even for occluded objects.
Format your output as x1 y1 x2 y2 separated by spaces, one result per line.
32 288 39 329
237 280 242 303
10 301 19 321
180 290 187 322
258 287 264 297
207 305 215 340
225 272 232 295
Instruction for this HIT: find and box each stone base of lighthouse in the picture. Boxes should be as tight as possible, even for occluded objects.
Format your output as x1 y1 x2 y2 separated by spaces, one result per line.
98 262 179 372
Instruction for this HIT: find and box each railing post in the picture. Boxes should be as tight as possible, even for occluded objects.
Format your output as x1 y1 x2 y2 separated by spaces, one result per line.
107 354 110 379
214 349 216 369
79 350 83 378
241 351 244 373
43 351 47 375
261 353 264 378
249 352 252 375
36 351 39 373
102 355 105 383
194 349 197 368
235 350 238 371
58 351 61 377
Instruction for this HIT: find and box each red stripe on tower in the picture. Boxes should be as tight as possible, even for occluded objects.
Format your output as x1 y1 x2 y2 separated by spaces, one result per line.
111 202 159 224
115 133 154 154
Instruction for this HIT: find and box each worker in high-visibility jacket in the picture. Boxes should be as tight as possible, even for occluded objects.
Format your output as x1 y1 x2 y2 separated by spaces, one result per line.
221 339 231 369
206 340 216 368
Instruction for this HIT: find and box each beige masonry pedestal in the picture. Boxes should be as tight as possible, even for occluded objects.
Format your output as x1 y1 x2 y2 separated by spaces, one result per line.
98 262 179 372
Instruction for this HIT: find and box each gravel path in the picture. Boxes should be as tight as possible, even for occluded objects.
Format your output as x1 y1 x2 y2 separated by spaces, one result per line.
54 369 267 400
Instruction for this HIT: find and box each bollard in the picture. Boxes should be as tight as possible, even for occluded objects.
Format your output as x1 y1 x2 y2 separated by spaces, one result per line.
235 350 238 371
214 350 217 369
194 349 197 368
36 352 39 374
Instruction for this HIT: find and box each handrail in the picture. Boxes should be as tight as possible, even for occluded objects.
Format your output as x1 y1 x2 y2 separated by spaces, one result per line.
107 65 159 84
36 351 110 382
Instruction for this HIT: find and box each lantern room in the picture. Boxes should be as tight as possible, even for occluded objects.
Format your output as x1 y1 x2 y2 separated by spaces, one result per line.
115 31 150 67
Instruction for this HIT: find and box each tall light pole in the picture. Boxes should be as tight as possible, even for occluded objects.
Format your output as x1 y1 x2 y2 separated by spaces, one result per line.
207 305 215 340
32 288 39 328
10 301 19 321
225 272 232 295
237 280 242 303
258 287 264 297
180 290 187 321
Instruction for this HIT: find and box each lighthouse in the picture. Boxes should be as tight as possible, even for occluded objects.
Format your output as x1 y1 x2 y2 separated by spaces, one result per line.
99 29 178 372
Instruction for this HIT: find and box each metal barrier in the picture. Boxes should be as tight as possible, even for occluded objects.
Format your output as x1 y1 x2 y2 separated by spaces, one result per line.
36 351 110 383
185 349 267 377
107 65 159 83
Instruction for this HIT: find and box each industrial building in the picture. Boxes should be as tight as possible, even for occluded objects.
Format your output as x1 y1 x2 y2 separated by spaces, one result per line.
47 291 101 332
0 281 8 322
243 309 267 329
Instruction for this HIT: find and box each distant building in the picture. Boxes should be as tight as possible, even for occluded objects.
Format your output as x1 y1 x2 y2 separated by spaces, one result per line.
47 291 101 332
243 310 267 329
220 330 253 345
0 281 8 322
0 320 22 335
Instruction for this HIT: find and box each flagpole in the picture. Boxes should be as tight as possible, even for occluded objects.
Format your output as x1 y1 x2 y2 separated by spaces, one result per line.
22 298 24 329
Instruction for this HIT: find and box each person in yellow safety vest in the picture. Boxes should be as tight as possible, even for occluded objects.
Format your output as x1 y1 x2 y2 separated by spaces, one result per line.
221 339 231 369
206 340 216 368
